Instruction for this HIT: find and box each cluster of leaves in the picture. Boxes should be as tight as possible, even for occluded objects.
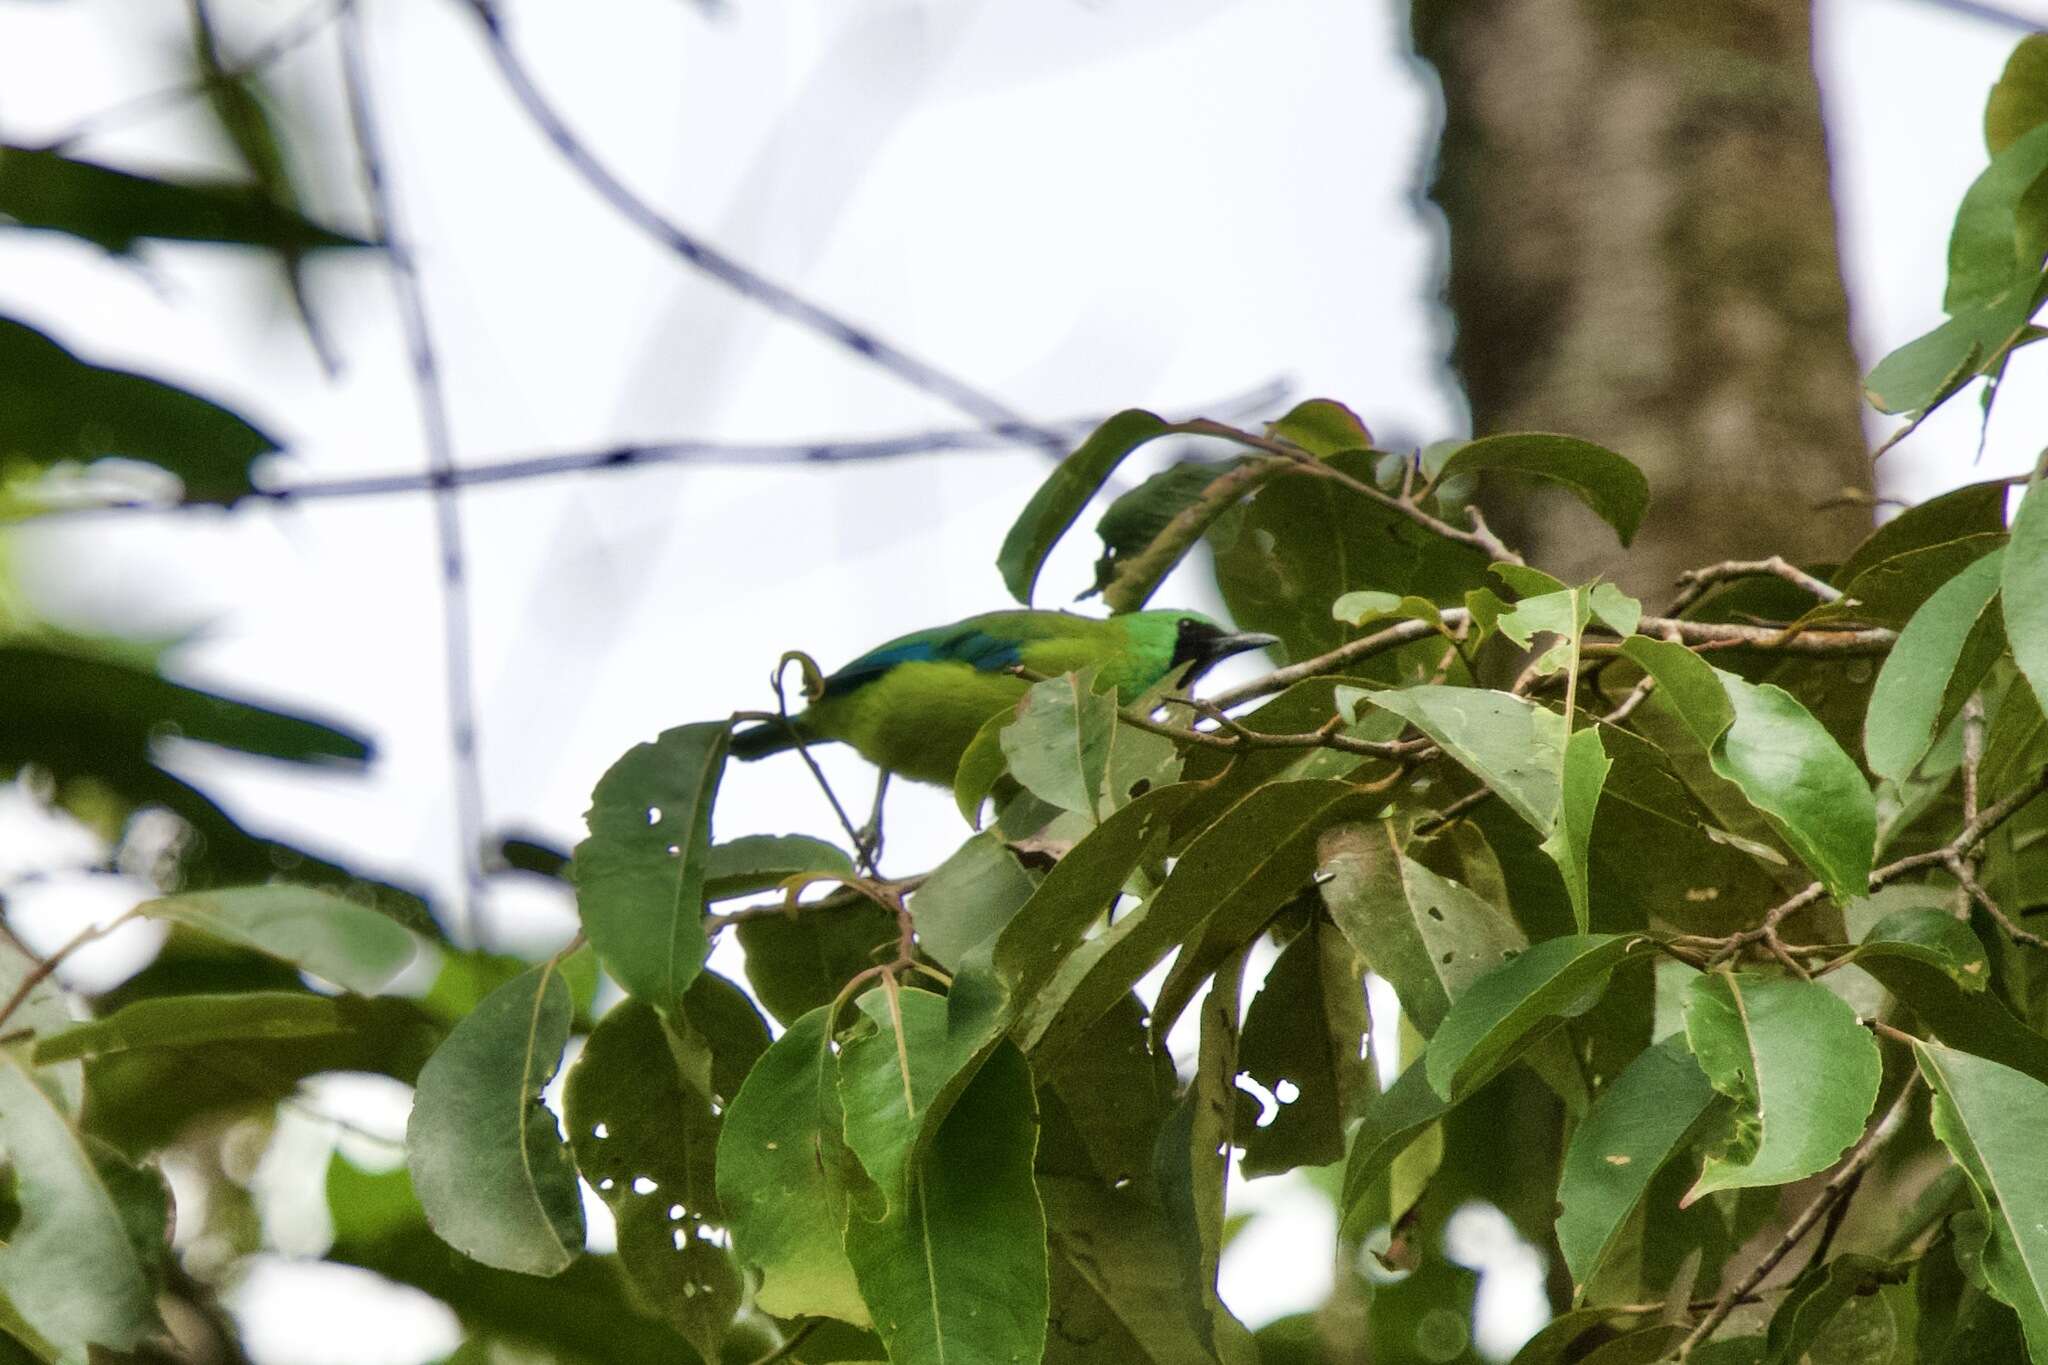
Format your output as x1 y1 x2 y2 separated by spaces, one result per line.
9 25 2048 1365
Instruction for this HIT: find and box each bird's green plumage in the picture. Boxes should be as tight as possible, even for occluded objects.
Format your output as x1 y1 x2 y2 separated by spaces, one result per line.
732 608 1272 785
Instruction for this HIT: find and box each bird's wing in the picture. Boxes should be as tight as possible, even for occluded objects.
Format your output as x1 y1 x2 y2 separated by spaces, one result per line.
821 626 1025 698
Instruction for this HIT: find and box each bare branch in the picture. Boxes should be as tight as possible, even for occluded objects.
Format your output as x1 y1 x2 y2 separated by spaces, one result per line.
1668 555 1843 616
339 5 488 945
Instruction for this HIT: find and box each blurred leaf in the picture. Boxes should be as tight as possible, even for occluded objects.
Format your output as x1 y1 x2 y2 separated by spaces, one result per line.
1337 1060 1452 1240
495 833 570 880
1835 481 2013 587
1000 409 1175 604
138 884 416 994
1867 546 2006 783
1425 934 1647 1102
1236 917 1370 1175
715 1008 867 1326
734 901 897 1029
1986 34 2048 154
575 722 727 1016
0 1046 160 1355
0 316 277 505
1913 1041 2048 1358
1764 1252 1909 1365
704 833 853 900
1623 638 1875 899
1145 779 1381 1046
1316 821 1525 1036
1035 993 1177 1190
566 1000 737 1358
1683 972 1881 1202
406 962 583 1276
0 143 366 255
838 995 1048 1364
910 831 1038 971
1041 1175 1220 1363
1367 1255 1483 1364
32 990 349 1063
2005 481 2048 720
326 1157 706 1364
1431 433 1650 546
1556 1034 1720 1298
1268 397 1372 454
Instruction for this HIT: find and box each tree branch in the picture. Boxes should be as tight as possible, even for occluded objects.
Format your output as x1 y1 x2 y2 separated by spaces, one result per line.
1667 555 1844 616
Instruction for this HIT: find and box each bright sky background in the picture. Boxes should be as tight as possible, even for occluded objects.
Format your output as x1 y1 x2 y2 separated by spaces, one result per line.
4 0 2047 1359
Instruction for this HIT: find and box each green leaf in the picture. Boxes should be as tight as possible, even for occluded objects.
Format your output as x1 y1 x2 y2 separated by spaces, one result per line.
137 885 416 994
954 710 1014 826
32 990 351 1063
1332 590 1444 630
715 1007 868 1325
1556 1034 1720 1298
0 316 279 505
1623 639 1875 899
1425 934 1646 1102
734 903 898 1029
1431 433 1650 546
1315 821 1525 1036
1987 34 2048 154
1764 1253 1910 1365
1864 270 2047 416
2006 482 2048 721
1836 481 2014 586
840 1017 1049 1365
1092 779 1378 1051
1913 1041 2048 1359
1094 458 1278 613
1867 546 2006 783
999 409 1174 604
1040 1175 1222 1363
0 933 78 1113
0 1047 161 1354
1090 456 1246 592
1372 685 1567 831
1946 121 2048 312
1337 1059 1453 1241
575 722 728 1016
1542 726 1611 934
1682 972 1882 1202
1268 397 1372 454
1236 918 1371 1176
0 144 369 255
566 999 738 1359
405 962 584 1276
1810 533 2008 629
1001 669 1117 821
910 831 1038 971
704 834 853 900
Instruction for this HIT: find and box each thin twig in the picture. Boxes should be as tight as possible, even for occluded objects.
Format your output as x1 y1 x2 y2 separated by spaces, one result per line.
1176 419 1525 565
1413 786 1492 837
1676 1077 1920 1359
24 378 1293 520
339 2 488 946
747 1320 821 1365
762 673 874 875
466 0 1066 453
1668 556 1843 616
38 0 345 151
0 909 142 1034
1600 674 1658 727
1944 849 2048 950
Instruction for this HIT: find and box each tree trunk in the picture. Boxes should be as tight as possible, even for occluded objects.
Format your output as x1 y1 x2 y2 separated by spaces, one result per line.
1411 0 1875 602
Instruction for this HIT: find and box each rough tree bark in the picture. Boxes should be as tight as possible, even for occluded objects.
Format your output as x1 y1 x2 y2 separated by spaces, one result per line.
1411 0 1876 601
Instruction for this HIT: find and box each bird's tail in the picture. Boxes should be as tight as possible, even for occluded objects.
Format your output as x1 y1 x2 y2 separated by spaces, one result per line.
730 719 806 761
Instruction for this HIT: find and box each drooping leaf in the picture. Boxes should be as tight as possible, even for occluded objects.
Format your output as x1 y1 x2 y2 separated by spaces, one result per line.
1143 779 1382 1046
1430 433 1650 546
1000 410 1175 604
1268 397 1373 455
0 316 278 505
1809 533 2008 629
575 722 728 1015
0 143 368 255
566 999 738 1358
1002 669 1118 821
405 962 584 1276
1945 121 2048 313
1913 1041 2048 1359
1622 638 1875 899
910 831 1038 971
32 990 351 1063
1864 267 2047 417
137 885 416 994
1093 458 1278 611
1542 726 1611 934
1425 934 1648 1102
1236 918 1371 1175
1682 972 1882 1202
1556 1034 1721 1298
1337 1059 1453 1241
1987 34 2048 155
839 1006 1050 1365
715 1008 867 1325
2006 481 2048 720
1315 822 1525 1036
1867 546 2006 783
1041 1176 1222 1363
0 1047 162 1355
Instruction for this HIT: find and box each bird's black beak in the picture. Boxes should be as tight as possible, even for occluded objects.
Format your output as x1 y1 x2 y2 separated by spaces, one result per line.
1173 622 1280 681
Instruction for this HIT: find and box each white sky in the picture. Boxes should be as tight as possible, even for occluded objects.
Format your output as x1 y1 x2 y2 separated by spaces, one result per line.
3 0 2047 1359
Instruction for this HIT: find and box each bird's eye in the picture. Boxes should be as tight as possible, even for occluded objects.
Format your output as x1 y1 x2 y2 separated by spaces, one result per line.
1179 617 1195 630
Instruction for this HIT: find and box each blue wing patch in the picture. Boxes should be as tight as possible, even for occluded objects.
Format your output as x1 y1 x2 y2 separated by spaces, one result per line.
822 628 1025 698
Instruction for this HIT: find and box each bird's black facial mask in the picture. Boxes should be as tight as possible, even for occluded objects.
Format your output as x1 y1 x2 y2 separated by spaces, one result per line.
1170 618 1280 682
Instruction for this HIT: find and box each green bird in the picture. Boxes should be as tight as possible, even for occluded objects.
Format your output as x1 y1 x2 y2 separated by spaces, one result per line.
731 608 1276 786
